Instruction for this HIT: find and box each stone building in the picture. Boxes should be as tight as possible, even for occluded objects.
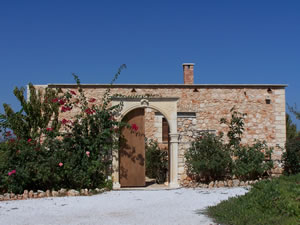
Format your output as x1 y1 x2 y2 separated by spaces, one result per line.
37 63 287 189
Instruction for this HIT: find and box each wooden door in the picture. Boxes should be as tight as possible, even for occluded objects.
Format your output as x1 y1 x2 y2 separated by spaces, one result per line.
119 108 145 187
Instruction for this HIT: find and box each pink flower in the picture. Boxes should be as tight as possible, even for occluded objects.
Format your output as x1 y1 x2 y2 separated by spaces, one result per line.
86 151 90 157
52 98 58 103
131 124 138 131
85 108 95 115
70 90 76 95
5 131 12 137
27 138 32 143
46 127 53 131
8 169 16 176
59 99 66 105
88 98 96 103
58 162 63 167
61 119 69 125
61 106 72 112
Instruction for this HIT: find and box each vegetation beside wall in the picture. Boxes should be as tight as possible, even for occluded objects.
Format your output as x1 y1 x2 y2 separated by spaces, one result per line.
145 139 168 184
206 174 300 225
185 107 274 182
185 132 231 182
0 66 126 194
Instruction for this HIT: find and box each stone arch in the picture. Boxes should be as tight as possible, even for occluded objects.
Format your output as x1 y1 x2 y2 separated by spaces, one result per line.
111 97 180 189
120 104 173 133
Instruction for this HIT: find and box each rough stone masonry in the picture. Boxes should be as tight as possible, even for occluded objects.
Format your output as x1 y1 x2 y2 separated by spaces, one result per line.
35 63 286 184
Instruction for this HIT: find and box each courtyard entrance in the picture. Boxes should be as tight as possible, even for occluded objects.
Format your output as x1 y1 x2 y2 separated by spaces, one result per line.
119 108 146 187
111 97 180 189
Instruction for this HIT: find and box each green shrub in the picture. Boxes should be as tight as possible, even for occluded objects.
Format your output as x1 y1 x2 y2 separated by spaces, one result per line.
220 106 246 149
185 132 232 182
145 139 168 184
221 107 274 180
232 141 273 180
185 107 275 182
207 174 300 225
283 137 300 175
0 66 126 194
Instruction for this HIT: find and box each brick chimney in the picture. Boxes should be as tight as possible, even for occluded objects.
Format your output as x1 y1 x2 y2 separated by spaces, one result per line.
183 63 194 85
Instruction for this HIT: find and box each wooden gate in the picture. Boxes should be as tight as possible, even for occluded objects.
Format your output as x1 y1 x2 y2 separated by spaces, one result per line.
119 108 145 187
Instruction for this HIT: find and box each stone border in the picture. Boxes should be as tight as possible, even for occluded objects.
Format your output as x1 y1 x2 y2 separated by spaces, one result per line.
181 178 267 188
0 188 109 202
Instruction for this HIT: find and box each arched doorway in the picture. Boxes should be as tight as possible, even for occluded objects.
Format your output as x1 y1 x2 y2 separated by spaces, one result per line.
119 107 170 187
111 97 179 189
119 108 146 187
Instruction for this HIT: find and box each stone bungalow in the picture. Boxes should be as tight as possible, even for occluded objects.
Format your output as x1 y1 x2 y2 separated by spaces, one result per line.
36 63 287 189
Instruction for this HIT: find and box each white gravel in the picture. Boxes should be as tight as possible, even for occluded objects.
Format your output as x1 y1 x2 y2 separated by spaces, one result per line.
0 187 248 225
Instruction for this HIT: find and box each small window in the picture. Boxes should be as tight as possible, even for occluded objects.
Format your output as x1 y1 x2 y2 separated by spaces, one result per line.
162 118 169 142
177 112 196 118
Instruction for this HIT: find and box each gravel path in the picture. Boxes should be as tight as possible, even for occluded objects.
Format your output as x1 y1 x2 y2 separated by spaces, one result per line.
0 187 248 225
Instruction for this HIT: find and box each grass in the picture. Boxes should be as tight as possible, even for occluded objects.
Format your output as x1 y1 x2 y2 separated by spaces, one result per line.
206 174 300 225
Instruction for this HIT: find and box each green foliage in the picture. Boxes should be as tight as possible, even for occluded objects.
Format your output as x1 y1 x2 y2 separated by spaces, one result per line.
222 107 273 180
220 107 246 148
283 137 300 175
286 113 299 141
185 132 232 181
185 107 274 182
232 141 273 180
0 84 61 141
145 139 168 184
207 174 300 225
288 105 300 121
0 65 126 194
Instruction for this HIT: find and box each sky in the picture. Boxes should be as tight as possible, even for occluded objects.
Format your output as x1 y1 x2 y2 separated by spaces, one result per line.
0 0 299 127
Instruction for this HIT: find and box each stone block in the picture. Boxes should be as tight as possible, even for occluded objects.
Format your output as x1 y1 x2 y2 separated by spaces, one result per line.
46 190 51 197
233 179 240 187
28 190 34 198
67 189 80 196
58 188 67 196
4 193 10 201
52 191 59 197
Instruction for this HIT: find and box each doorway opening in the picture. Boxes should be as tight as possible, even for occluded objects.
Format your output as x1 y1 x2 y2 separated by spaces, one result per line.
119 107 170 188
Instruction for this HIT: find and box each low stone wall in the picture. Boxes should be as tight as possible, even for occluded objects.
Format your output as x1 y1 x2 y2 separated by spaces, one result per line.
181 178 266 188
0 187 108 201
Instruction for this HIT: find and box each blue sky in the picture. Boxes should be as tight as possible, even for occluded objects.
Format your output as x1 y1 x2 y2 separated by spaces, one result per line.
0 0 299 127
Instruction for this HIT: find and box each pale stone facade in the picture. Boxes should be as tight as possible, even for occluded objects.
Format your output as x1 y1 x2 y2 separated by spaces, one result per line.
37 63 287 187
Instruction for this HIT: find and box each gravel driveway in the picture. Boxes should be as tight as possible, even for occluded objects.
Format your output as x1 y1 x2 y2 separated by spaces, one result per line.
0 187 248 225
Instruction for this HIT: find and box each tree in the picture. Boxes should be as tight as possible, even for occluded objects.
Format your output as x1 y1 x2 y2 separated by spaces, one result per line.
286 113 299 141
289 105 300 120
0 84 61 141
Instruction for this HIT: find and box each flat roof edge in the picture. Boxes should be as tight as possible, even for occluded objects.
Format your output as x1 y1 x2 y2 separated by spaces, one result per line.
45 84 288 88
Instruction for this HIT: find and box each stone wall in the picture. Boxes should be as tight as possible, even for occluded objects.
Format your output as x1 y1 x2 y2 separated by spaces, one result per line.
38 85 286 181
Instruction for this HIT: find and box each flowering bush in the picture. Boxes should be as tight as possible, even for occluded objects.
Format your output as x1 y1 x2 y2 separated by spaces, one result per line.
0 65 126 194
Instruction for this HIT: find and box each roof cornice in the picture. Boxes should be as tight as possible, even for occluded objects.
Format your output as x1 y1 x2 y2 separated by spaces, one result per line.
45 83 288 88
